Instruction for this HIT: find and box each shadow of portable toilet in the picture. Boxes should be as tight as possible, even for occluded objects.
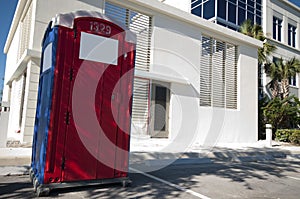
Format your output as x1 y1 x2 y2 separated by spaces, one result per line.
30 10 136 196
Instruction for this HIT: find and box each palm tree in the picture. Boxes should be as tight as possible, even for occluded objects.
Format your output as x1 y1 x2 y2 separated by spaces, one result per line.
240 19 276 65
267 57 300 99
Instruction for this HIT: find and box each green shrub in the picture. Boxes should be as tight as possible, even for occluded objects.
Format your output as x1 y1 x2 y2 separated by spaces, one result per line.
290 130 300 145
275 129 291 142
275 129 300 144
263 96 300 135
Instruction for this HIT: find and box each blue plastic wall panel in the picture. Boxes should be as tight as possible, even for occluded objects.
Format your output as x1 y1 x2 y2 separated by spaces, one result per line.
31 26 58 184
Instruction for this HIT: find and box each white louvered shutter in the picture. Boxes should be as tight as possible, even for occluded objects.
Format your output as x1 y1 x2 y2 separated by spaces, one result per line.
225 43 237 109
200 36 238 109
212 40 225 108
200 36 212 106
105 3 152 135
18 2 32 61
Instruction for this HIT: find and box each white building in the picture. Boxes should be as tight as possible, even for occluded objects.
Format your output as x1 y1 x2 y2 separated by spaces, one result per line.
167 0 300 98
262 0 300 98
1 0 261 147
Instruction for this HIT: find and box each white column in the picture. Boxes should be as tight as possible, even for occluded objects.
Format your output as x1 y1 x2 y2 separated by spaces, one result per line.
282 15 288 45
297 21 300 50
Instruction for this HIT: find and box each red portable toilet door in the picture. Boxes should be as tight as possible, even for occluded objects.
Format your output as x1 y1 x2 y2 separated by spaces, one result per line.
62 19 125 182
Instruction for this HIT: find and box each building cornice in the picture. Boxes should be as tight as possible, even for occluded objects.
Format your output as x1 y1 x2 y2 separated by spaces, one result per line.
108 0 263 48
267 38 300 57
279 0 300 13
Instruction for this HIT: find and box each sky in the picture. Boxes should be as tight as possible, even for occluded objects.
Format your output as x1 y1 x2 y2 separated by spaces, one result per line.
0 0 18 95
0 0 299 96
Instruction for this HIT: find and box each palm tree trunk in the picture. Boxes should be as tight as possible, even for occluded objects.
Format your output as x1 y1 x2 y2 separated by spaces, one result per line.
281 78 289 99
271 80 280 98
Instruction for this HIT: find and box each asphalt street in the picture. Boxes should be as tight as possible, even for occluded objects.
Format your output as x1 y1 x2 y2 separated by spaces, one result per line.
0 158 300 199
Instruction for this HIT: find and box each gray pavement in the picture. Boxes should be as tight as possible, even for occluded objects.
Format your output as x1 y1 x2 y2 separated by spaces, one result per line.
1 159 300 198
0 140 300 198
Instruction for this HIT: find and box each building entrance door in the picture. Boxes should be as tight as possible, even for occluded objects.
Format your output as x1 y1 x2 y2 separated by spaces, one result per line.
150 83 170 138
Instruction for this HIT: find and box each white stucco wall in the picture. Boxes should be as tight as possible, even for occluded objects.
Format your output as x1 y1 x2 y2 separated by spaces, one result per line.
263 0 300 97
3 0 261 145
32 0 104 51
150 12 259 145
161 0 190 13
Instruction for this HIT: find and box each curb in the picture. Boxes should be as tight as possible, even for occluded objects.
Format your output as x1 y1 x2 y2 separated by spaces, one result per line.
0 165 30 176
1 151 300 176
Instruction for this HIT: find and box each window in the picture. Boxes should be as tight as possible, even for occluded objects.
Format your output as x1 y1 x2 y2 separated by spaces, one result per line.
203 0 215 19
288 24 297 48
228 2 237 24
200 36 238 109
217 0 226 19
289 75 297 86
273 16 282 41
192 0 215 20
212 0 262 29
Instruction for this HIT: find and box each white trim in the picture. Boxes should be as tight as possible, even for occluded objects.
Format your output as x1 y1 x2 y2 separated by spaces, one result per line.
6 49 41 85
107 0 262 48
135 70 188 85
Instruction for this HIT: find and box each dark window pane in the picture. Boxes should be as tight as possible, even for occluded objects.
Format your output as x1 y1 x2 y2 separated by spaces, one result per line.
288 25 292 46
228 0 236 4
247 5 254 12
239 2 246 9
292 29 296 47
256 10 262 17
217 0 226 19
247 11 254 23
228 3 236 23
256 4 262 11
278 22 282 41
273 17 277 39
257 0 262 4
192 4 202 17
248 0 254 7
256 16 261 25
238 8 246 25
154 86 167 131
203 0 215 19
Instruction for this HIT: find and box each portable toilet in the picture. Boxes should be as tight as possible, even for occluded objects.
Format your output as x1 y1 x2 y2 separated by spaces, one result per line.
30 10 136 196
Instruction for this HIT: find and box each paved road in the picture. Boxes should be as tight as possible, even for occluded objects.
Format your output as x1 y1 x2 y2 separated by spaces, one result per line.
1 158 300 198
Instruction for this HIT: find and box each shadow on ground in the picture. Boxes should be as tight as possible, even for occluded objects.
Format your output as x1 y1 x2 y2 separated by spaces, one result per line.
0 157 299 198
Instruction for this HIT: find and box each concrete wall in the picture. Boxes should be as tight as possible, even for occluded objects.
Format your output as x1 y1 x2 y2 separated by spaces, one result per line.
32 0 104 51
161 0 190 13
150 12 258 145
3 0 261 145
0 103 10 147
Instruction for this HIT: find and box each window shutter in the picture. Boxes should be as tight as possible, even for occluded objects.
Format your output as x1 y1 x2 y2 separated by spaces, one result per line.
105 3 152 134
18 2 33 61
225 43 237 109
200 36 212 106
212 40 225 108
201 36 238 109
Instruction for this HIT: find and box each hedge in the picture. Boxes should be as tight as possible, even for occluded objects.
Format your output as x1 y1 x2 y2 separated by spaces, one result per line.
275 129 300 144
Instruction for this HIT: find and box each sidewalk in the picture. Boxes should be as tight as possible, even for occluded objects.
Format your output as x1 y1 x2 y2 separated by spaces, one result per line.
0 139 300 175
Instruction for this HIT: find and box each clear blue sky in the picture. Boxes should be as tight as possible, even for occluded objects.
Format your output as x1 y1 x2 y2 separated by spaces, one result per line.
0 0 18 94
0 0 299 94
